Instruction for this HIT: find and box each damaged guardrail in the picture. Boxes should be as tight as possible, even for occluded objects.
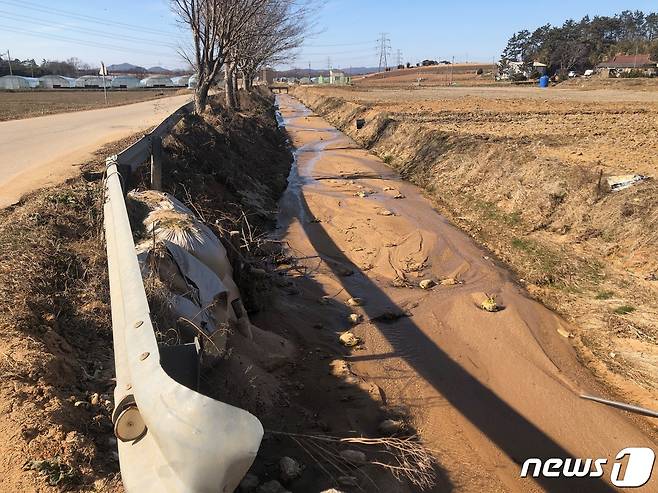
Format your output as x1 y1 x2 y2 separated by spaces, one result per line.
103 101 263 492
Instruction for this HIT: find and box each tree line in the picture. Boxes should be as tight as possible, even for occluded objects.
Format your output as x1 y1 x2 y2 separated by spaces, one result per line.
500 10 658 76
0 57 96 78
172 0 315 113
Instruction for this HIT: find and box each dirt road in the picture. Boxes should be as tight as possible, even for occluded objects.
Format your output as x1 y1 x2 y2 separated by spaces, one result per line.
0 93 191 208
275 94 658 492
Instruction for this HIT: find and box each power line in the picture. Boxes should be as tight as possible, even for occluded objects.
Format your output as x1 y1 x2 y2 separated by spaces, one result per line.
0 10 182 49
0 0 178 37
376 32 391 72
395 49 403 67
0 24 174 58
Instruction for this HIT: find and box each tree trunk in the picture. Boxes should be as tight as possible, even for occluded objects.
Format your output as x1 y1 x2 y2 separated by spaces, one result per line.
225 64 236 109
232 69 240 109
194 80 211 114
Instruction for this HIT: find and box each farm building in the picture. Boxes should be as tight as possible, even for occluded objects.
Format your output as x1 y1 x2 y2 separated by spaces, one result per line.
75 75 112 88
596 54 658 76
140 76 174 87
171 75 191 87
111 76 140 89
0 75 31 89
38 75 74 88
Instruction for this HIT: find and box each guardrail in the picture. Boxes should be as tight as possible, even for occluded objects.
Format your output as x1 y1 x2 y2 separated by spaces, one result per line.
103 101 263 492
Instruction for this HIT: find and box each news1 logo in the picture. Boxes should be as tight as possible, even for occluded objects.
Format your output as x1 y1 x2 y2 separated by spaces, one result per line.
520 448 655 487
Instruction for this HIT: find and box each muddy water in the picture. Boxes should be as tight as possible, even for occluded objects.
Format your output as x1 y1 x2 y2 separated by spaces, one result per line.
274 95 658 492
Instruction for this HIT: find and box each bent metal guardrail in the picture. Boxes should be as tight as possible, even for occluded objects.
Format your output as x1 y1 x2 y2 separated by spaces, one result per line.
103 101 263 492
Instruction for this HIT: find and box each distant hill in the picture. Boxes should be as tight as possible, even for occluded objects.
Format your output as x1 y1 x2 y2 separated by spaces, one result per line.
107 62 147 73
148 66 171 74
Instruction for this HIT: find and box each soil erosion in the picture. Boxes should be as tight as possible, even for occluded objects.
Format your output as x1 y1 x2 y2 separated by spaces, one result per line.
274 94 658 493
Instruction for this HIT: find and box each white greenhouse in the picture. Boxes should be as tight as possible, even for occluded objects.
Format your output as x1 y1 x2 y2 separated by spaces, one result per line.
38 75 75 88
187 74 198 89
0 75 31 89
75 75 112 88
171 75 191 87
111 76 140 89
140 76 174 88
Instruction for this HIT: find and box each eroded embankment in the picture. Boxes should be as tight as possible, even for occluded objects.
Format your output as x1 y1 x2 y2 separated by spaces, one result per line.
292 86 658 411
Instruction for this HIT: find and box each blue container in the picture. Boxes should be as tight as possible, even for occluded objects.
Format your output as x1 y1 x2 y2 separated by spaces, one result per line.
539 75 550 88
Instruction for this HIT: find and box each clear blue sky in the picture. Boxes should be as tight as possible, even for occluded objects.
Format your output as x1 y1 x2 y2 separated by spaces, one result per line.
0 0 657 70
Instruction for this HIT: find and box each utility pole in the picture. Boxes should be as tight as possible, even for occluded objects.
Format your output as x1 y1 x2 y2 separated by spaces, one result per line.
7 49 12 75
395 49 403 67
450 55 454 85
308 61 311 80
376 33 391 72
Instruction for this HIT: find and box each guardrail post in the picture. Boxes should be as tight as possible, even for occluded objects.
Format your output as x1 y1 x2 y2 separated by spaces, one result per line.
150 136 163 191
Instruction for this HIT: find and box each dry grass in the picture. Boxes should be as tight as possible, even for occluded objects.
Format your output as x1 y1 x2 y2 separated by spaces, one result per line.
0 88 186 121
269 430 438 490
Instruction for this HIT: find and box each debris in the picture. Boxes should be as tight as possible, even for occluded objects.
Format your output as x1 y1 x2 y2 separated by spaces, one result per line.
607 174 649 192
480 296 501 312
340 331 361 347
378 419 405 435
557 327 574 338
440 278 459 286
383 186 395 191
239 473 260 492
419 279 435 290
348 313 363 325
320 490 346 493
356 191 368 198
378 209 395 216
279 456 303 482
347 297 364 306
89 393 100 406
319 296 333 304
339 449 367 464
394 193 406 199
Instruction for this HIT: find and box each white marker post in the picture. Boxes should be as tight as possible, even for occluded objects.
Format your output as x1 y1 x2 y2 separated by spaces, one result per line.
99 61 108 106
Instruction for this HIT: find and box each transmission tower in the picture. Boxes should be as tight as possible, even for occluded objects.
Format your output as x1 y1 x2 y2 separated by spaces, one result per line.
395 49 403 67
376 33 391 72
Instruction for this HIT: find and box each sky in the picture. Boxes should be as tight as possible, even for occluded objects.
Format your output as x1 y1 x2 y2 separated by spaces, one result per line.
0 0 657 70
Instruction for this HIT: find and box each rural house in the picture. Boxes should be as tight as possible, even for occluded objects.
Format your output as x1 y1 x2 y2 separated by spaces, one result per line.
596 54 658 76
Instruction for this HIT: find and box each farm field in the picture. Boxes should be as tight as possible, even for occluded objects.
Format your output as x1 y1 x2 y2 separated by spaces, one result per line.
293 84 658 415
0 88 187 122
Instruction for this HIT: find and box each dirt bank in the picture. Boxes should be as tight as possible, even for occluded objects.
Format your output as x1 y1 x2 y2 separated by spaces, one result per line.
0 138 138 491
274 94 658 492
291 86 658 420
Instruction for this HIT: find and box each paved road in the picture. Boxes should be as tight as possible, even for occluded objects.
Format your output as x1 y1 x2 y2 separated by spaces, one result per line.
0 94 192 208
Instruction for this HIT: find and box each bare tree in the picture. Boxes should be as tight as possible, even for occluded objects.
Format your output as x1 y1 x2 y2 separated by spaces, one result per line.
234 0 312 92
172 0 273 113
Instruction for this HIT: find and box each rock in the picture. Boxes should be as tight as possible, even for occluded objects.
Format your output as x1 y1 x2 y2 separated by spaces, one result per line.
378 419 404 435
337 476 359 487
279 456 303 482
258 480 289 493
347 297 364 306
239 473 259 492
89 393 100 405
339 449 367 464
393 193 405 199
440 278 459 286
378 209 395 216
348 313 362 325
419 279 435 290
339 332 361 347
321 490 346 493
